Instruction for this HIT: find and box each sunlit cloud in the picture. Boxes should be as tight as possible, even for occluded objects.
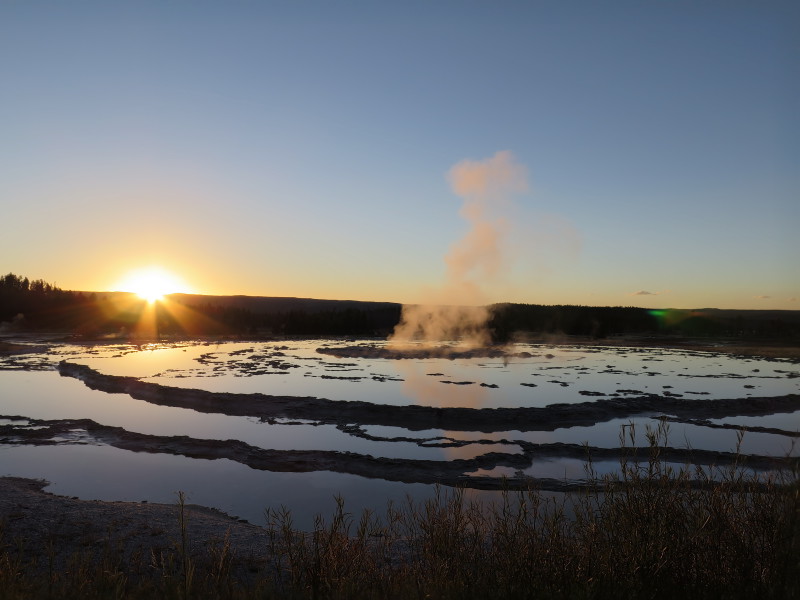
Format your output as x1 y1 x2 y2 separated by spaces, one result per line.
754 295 772 300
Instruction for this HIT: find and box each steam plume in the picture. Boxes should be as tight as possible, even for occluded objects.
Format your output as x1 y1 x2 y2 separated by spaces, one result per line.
390 151 528 347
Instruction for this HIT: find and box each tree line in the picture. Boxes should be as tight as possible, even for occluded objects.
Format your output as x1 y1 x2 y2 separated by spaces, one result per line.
488 303 800 340
2 273 798 341
0 273 401 337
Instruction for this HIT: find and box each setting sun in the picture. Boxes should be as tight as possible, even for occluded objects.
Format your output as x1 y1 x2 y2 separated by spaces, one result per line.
116 267 192 303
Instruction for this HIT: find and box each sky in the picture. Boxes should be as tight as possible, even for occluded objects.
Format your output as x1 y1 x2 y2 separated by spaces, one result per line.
1 1 798 310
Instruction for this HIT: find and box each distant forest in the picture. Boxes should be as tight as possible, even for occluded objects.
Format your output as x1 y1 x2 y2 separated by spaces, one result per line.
1 273 799 341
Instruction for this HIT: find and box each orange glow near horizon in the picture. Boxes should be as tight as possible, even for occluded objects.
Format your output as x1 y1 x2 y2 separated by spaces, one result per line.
90 285 224 339
115 267 194 303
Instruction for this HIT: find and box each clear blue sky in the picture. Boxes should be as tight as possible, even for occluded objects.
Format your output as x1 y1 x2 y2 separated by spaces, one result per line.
2 1 797 309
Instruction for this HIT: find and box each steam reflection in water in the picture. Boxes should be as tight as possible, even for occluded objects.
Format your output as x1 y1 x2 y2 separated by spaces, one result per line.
0 339 798 530
74 340 800 407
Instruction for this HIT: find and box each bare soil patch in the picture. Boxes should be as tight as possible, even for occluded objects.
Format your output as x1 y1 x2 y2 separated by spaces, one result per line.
0 477 272 581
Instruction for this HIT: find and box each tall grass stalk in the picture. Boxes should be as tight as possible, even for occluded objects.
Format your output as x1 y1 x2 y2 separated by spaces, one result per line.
176 490 195 599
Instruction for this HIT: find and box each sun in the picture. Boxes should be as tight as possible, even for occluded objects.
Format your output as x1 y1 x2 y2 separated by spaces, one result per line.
116 267 192 303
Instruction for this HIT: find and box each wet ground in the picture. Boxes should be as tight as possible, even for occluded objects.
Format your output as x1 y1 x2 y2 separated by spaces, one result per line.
1 338 798 528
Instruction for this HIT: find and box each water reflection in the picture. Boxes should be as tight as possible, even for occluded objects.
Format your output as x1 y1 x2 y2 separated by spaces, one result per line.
64 340 800 408
396 359 490 409
0 339 798 530
0 444 440 529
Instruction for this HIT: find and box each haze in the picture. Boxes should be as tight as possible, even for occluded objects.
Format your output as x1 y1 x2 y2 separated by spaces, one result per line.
1 1 797 310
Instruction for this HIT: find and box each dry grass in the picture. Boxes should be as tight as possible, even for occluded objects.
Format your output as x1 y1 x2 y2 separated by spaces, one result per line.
1 422 797 599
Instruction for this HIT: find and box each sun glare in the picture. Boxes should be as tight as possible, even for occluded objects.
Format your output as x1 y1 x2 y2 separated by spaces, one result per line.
116 267 191 303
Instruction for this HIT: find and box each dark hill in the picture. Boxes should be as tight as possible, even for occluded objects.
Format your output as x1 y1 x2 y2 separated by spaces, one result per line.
1 273 798 341
165 293 400 315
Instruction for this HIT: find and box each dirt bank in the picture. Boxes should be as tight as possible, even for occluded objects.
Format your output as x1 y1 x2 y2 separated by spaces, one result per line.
0 476 273 581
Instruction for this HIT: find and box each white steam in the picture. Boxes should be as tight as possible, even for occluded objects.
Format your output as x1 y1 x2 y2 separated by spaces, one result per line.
390 150 528 347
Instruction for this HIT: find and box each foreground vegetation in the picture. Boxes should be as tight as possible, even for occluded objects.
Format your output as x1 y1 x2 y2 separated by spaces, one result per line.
1 423 797 599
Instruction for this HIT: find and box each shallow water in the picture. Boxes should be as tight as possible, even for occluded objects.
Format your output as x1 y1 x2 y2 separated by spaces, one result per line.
1 339 798 528
0 444 441 526
74 340 800 406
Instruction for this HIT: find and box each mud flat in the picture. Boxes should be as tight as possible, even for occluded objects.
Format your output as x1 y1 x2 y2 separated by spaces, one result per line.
58 360 800 433
2 344 798 549
41 360 800 492
0 476 272 580
3 416 796 491
317 338 800 361
316 345 534 360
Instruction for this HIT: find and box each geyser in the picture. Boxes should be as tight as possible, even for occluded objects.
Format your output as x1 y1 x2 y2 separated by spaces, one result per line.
390 150 528 348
